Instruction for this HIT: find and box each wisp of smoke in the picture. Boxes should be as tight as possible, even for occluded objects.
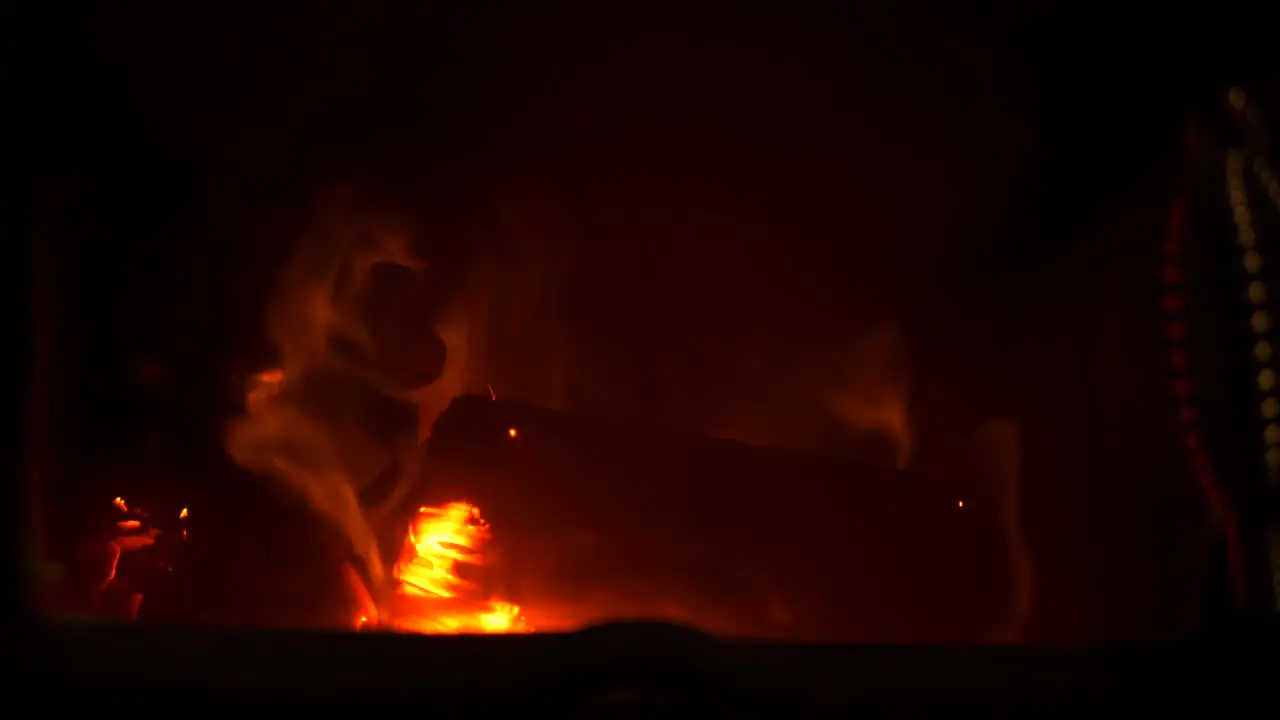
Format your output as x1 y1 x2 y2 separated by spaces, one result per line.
973 418 1035 642
826 324 914 469
224 187 425 596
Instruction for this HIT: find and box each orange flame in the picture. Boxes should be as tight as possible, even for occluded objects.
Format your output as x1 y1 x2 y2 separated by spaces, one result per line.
113 497 127 512
390 501 529 634
245 369 286 414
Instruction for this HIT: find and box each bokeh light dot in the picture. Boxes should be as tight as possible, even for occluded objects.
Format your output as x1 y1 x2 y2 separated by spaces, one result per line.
1263 396 1279 420
1253 310 1271 334
1261 368 1277 392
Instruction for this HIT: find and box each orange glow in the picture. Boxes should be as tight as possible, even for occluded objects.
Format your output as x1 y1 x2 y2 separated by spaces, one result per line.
246 368 286 413
113 497 127 512
957 500 964 509
179 507 189 519
344 563 378 631
390 501 529 634
116 520 142 530
507 427 518 438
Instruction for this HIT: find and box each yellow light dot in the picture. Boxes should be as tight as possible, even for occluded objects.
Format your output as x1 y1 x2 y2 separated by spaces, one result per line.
1263 396 1279 419
1258 340 1273 363
1266 423 1280 446
507 427 518 438
1245 250 1263 274
1261 368 1277 392
957 500 964 509
1228 87 1247 110
1253 310 1271 333
1250 281 1268 304
1268 447 1280 467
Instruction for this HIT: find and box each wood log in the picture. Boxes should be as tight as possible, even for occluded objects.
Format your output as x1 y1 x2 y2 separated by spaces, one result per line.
401 395 1015 643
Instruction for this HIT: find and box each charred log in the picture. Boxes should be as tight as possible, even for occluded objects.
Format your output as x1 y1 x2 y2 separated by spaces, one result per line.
408 395 1015 643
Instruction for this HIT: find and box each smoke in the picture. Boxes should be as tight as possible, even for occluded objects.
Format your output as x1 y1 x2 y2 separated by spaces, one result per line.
224 184 573 606
224 186 426 593
708 324 914 469
826 324 914 469
411 198 573 438
223 179 923 610
972 419 1035 642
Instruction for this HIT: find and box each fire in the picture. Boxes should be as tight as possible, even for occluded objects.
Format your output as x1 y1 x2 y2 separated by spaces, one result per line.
245 368 286 413
390 501 529 634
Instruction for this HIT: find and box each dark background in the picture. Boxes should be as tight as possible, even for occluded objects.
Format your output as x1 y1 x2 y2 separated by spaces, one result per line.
20 0 1273 641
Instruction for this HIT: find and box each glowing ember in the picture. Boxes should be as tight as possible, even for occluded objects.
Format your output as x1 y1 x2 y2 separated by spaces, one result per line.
390 501 529 634
246 368 286 413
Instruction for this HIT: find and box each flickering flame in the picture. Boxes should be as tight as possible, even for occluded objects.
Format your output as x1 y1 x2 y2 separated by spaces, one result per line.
111 496 159 550
246 368 286 413
390 501 529 634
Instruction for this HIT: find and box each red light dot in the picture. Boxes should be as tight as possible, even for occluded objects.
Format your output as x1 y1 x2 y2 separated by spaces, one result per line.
1177 405 1196 424
1173 377 1193 398
1170 349 1190 371
1163 293 1185 313
1162 264 1182 285
1167 202 1187 234
1166 322 1188 342
1192 451 1211 473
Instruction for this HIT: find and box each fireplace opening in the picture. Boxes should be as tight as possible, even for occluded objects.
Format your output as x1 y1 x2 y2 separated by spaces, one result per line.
24 2 1266 651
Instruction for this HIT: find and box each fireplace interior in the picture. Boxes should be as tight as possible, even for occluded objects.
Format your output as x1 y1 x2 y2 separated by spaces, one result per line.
24 1 1262 664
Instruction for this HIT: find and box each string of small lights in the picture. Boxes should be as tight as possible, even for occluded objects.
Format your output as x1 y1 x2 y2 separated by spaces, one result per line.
1225 87 1280 610
1254 148 1280 610
1163 155 1247 605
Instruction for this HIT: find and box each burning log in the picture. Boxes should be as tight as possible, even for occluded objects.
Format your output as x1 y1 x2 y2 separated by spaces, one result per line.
406 395 1016 643
41 495 190 623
